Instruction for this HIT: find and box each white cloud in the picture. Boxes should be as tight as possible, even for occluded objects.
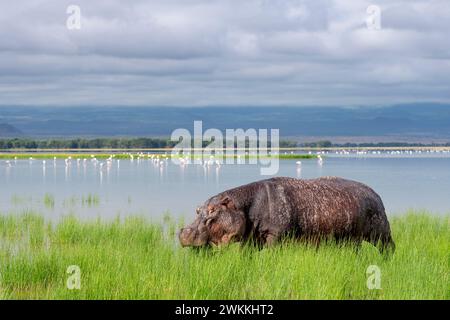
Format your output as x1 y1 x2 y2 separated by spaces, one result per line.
0 0 449 106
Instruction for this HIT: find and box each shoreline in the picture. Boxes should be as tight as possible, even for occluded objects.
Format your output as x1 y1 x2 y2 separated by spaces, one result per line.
0 153 318 160
1 146 450 152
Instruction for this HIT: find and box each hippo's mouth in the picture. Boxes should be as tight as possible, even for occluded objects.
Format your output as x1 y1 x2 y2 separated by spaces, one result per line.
178 226 210 247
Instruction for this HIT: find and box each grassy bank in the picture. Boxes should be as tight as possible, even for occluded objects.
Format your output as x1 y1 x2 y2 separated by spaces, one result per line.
0 153 317 160
0 211 448 300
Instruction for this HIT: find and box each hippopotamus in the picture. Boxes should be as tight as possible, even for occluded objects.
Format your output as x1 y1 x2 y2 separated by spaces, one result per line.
178 177 395 252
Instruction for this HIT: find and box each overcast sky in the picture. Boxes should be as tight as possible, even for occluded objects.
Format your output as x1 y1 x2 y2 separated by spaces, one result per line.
0 0 449 107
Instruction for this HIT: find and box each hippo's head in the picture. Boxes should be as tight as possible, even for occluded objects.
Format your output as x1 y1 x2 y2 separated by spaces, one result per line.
178 195 246 247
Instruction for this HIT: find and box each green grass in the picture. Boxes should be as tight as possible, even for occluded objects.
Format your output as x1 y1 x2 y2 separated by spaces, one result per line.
0 211 447 300
0 153 140 160
43 194 55 210
81 194 100 207
0 153 317 160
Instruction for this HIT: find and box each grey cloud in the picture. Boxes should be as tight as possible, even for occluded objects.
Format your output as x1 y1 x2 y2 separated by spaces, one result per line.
0 0 449 107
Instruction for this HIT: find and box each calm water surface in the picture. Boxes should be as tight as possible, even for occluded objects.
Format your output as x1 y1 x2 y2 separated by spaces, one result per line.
1 154 449 219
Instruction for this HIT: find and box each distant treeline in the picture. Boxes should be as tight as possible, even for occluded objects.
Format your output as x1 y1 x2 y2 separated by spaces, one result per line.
0 138 449 150
0 138 298 149
0 138 173 149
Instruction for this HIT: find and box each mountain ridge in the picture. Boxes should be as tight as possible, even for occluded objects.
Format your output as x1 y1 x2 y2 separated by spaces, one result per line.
0 103 449 140
0 123 22 136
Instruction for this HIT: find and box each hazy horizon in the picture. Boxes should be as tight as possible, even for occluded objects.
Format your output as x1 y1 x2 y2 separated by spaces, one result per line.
1 103 449 141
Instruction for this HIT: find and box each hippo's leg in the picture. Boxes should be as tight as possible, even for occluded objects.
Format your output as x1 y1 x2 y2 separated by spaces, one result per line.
334 234 363 250
362 206 395 255
298 234 323 250
248 232 279 249
365 232 395 255
265 233 280 246
379 234 395 254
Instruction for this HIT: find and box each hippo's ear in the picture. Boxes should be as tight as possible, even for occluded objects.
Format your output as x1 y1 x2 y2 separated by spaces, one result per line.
220 196 236 210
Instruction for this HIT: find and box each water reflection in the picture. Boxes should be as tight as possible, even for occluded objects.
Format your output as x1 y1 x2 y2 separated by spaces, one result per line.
1 152 450 220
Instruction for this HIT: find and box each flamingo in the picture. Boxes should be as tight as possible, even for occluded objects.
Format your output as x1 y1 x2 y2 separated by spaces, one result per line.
318 155 323 166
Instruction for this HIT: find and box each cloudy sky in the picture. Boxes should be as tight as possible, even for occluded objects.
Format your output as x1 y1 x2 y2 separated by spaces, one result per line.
0 0 449 107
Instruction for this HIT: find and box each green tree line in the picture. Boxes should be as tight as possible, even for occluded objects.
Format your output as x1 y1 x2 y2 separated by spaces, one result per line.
0 138 298 149
1 138 448 150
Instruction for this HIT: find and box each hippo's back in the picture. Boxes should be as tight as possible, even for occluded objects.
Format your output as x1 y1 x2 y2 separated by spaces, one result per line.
269 176 381 203
266 176 386 234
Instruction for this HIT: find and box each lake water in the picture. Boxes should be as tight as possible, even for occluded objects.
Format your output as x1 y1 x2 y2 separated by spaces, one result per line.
1 153 449 220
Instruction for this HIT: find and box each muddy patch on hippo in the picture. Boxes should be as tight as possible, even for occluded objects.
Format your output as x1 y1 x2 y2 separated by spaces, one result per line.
178 176 395 253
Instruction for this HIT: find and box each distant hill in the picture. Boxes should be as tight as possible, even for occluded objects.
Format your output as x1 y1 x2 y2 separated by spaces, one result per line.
0 103 449 141
0 123 22 137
